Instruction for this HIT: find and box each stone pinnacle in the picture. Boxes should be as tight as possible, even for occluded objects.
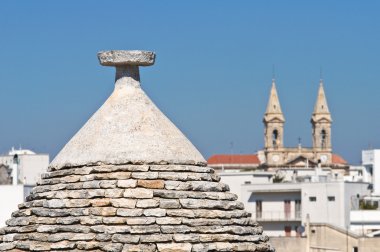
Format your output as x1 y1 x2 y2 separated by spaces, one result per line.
97 50 156 87
49 50 205 169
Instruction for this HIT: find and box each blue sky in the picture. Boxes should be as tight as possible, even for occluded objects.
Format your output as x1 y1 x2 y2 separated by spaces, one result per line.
0 1 379 164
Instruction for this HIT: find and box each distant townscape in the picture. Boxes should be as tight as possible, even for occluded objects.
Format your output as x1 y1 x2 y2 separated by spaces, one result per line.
1 77 379 251
208 80 380 251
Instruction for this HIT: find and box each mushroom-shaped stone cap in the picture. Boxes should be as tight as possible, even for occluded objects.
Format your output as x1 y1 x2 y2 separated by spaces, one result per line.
97 50 155 66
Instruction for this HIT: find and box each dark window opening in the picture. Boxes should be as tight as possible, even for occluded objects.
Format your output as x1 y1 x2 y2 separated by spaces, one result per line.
328 196 335 202
309 196 317 202
256 200 262 219
284 226 291 237
321 129 327 148
272 129 279 147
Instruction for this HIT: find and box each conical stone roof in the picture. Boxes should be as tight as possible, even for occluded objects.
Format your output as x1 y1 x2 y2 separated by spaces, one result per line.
0 50 275 252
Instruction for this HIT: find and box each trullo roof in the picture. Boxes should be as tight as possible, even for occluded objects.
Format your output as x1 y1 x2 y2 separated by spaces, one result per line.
0 50 274 252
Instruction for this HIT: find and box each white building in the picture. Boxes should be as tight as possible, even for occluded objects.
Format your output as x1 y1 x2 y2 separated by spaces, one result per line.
217 165 373 237
0 147 49 185
361 149 380 195
240 180 370 237
0 148 49 227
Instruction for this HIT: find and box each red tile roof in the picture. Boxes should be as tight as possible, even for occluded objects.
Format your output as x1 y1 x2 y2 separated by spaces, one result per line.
207 154 260 165
332 154 347 165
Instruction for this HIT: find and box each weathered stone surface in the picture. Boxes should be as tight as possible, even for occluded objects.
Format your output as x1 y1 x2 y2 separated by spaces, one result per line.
90 207 117 216
83 180 101 189
161 225 191 234
124 188 153 199
76 241 99 250
153 189 237 201
122 244 156 252
110 199 137 208
91 198 111 207
181 217 254 227
179 198 244 210
190 225 262 235
56 217 80 225
0 242 15 250
143 208 166 217
103 217 126 225
105 189 124 198
149 165 213 173
50 51 206 170
50 240 76 250
140 234 172 243
90 225 130 234
159 199 180 209
173 234 200 243
100 180 117 188
132 172 159 180
98 50 156 66
191 243 231 252
12 209 32 218
156 217 182 225
70 233 96 241
166 209 195 218
36 225 90 233
126 217 156 225
158 172 214 181
112 234 140 244
93 165 149 173
117 209 143 217
29 241 50 251
136 199 159 208
80 216 103 225
130 225 160 234
157 243 192 252
117 179 137 188
137 179 164 189
95 233 112 242
100 243 123 252
192 209 250 219
82 172 131 181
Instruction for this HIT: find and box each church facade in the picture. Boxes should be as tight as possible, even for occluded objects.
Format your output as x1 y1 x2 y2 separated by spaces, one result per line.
208 79 348 172
259 79 338 170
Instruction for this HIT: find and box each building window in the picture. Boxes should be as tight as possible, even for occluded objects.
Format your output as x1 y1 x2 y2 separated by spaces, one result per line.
328 196 335 202
284 226 291 237
295 200 301 218
284 200 291 219
353 247 358 252
309 196 317 202
256 200 262 219
321 129 327 148
272 129 279 147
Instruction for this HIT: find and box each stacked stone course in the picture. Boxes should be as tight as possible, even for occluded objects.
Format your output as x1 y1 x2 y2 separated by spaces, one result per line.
0 50 274 251
0 164 273 251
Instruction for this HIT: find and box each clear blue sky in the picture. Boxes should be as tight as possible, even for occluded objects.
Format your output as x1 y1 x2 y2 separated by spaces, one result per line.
0 1 379 164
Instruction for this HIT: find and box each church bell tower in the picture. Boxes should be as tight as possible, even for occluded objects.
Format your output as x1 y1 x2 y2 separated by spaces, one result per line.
263 80 285 150
311 80 332 161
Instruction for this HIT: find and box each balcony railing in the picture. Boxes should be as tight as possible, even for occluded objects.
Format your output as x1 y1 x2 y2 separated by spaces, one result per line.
253 211 302 221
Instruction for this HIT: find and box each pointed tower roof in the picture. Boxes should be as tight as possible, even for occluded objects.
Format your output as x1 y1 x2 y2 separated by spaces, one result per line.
311 80 332 122
50 50 206 169
263 79 285 123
